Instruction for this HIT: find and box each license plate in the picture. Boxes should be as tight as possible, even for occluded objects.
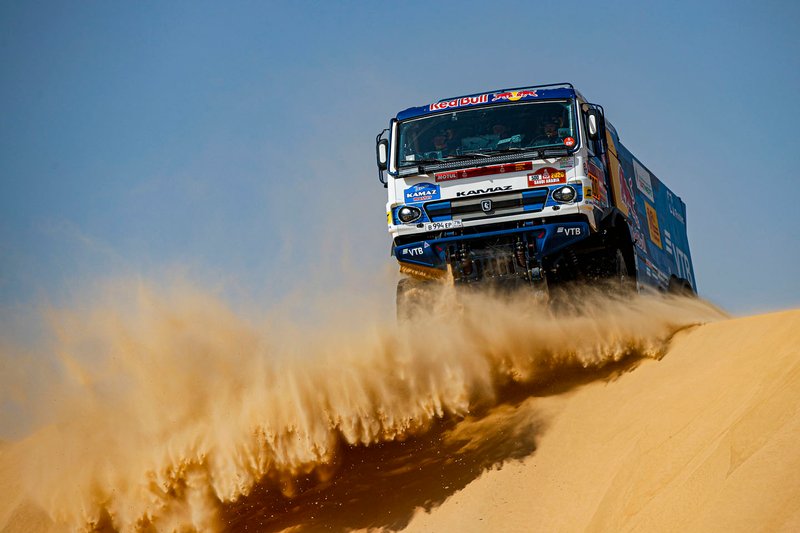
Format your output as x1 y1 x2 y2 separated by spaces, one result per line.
424 220 463 231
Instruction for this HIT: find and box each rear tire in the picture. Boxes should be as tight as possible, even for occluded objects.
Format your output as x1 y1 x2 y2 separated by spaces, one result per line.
668 277 695 297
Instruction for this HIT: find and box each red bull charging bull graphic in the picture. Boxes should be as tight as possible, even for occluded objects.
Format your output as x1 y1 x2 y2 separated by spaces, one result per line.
492 89 538 102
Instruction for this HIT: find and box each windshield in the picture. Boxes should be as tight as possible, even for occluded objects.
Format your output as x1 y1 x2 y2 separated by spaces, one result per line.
396 100 576 167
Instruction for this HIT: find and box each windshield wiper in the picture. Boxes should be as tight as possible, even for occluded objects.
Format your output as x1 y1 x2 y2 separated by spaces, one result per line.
399 157 445 167
400 145 571 173
472 147 538 156
442 152 493 161
482 146 571 157
538 146 570 157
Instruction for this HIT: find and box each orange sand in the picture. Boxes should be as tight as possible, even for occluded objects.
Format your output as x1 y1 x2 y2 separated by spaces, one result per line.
404 310 800 532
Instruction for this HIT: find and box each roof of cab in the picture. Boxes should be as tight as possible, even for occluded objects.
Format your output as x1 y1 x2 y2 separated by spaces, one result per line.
396 83 578 121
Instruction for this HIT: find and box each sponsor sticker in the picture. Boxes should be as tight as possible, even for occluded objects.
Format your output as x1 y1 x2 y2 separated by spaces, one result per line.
588 174 599 199
667 191 686 224
663 229 673 255
645 202 663 248
456 185 512 197
435 161 532 182
404 182 440 203
429 94 489 112
587 161 607 203
556 226 582 236
402 246 425 257
673 245 694 285
558 157 575 170
492 89 538 102
633 159 655 202
528 167 566 187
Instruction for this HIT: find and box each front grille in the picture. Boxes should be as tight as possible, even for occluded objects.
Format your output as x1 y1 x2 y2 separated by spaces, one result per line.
426 188 549 222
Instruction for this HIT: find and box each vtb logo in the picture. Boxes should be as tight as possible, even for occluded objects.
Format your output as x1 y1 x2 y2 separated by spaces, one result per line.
481 199 493 213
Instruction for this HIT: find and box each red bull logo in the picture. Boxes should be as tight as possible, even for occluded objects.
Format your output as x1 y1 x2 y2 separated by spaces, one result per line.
429 94 489 111
492 89 538 102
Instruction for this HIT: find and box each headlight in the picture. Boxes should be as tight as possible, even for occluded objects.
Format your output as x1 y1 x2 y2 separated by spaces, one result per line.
397 205 422 223
552 185 576 203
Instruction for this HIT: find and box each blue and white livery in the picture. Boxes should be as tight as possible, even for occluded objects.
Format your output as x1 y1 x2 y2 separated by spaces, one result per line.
374 82 696 307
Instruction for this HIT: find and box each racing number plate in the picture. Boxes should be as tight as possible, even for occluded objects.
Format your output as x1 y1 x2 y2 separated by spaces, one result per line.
424 220 463 231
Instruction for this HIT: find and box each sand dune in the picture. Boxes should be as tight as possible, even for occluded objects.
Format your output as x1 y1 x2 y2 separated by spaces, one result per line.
402 310 800 532
219 308 800 532
0 286 797 532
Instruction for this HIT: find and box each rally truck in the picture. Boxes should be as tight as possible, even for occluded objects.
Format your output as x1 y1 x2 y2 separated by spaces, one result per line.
375 83 696 309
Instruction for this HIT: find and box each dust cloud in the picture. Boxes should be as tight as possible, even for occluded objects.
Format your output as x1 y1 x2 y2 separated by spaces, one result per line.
0 281 725 531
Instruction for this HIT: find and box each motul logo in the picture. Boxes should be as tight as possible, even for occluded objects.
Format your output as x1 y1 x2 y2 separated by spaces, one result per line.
456 185 512 197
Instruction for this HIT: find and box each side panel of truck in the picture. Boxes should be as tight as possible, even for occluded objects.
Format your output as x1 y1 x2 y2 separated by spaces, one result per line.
606 125 696 291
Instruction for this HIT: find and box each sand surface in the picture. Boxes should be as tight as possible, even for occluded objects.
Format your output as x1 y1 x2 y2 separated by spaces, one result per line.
1 290 798 532
402 310 800 532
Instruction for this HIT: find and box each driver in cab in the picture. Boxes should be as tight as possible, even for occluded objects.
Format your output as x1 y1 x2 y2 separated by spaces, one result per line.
532 121 563 147
430 128 459 154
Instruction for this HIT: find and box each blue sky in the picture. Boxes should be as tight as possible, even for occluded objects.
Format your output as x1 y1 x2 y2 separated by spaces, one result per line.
1 0 798 331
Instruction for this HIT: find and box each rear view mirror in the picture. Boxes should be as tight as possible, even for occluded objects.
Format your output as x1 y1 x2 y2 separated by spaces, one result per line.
585 108 602 141
376 139 388 170
582 103 607 155
588 114 598 139
375 129 390 187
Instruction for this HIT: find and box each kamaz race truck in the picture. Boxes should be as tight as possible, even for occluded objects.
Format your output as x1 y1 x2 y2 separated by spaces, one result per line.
375 83 696 308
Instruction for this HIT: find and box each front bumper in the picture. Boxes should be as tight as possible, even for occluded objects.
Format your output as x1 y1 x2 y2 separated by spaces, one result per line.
394 219 591 272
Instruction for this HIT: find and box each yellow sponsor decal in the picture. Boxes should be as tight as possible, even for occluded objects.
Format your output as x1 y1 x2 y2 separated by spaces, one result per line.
387 211 391 225
645 203 662 248
587 171 605 203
